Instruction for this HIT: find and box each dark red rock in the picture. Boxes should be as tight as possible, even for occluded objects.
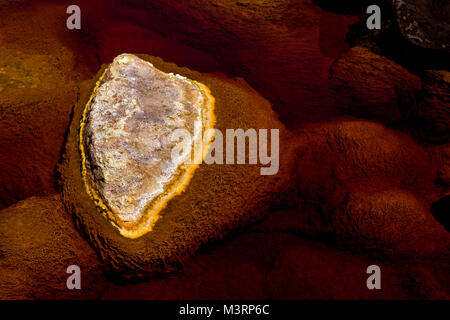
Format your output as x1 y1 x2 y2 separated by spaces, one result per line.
295 120 435 206
333 189 450 260
431 195 450 232
293 120 445 260
407 70 450 143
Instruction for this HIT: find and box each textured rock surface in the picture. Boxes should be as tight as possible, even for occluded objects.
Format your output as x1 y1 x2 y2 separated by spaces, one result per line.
293 119 447 246
0 194 102 299
0 46 78 209
2 0 449 299
391 0 450 51
82 54 214 237
294 120 436 207
291 119 450 264
60 55 297 275
434 144 450 186
333 190 450 260
329 47 422 123
5 195 449 299
407 70 450 143
96 0 358 127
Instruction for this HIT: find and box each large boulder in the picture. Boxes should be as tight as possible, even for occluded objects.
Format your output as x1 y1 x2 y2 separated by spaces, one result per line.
332 189 450 260
59 54 298 276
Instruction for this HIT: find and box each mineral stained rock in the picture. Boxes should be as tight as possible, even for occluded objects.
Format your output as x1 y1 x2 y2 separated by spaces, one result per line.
407 70 450 143
60 54 295 274
391 0 450 51
81 54 215 238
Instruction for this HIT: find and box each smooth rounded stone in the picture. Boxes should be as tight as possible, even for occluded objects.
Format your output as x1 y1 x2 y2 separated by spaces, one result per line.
296 119 449 252
391 0 450 51
81 54 215 238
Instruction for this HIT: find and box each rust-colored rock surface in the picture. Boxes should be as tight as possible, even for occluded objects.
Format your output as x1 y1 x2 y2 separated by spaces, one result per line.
295 120 436 205
292 119 450 262
333 189 450 260
0 0 449 300
407 70 450 143
329 47 422 122
391 0 450 51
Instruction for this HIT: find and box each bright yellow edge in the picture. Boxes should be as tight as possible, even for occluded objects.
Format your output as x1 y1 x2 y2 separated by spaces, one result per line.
79 68 216 239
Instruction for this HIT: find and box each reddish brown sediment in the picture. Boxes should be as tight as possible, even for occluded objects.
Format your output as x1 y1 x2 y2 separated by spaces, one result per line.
0 0 449 299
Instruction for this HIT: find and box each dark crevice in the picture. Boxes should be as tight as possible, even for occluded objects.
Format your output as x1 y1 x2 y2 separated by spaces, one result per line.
431 196 450 232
